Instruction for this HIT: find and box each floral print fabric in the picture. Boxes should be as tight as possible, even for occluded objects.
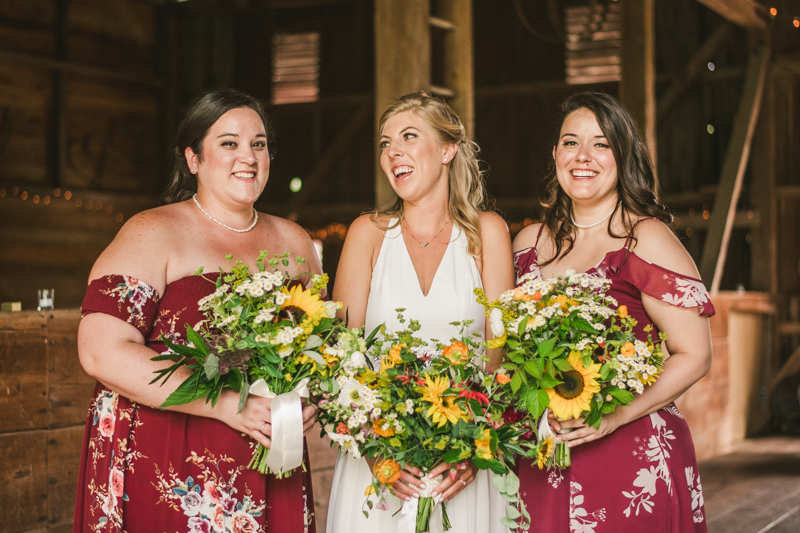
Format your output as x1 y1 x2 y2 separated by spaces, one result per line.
512 243 710 532
75 275 316 533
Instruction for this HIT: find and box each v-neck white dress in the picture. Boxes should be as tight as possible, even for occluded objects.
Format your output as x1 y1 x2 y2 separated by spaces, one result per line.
326 219 509 533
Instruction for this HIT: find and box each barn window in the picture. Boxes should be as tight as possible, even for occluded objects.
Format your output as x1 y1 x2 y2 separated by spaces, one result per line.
564 1 621 85
271 32 320 105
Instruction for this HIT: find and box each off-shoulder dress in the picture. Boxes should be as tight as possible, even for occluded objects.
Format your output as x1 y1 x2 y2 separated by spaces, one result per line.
74 274 315 533
513 222 712 532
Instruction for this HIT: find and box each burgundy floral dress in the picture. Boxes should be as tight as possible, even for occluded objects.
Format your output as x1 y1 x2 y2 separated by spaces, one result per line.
513 223 713 533
75 274 316 533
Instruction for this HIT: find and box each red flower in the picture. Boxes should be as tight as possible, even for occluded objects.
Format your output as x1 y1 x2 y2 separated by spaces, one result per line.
336 422 349 435
502 407 524 424
459 389 489 405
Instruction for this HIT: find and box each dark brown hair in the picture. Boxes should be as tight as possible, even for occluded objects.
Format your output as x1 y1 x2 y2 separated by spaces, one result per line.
539 92 672 265
162 88 273 204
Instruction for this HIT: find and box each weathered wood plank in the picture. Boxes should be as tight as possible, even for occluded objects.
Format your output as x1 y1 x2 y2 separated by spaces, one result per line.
0 431 49 532
619 0 656 160
374 0 430 208
0 325 49 432
699 39 771 292
440 0 474 137
47 311 94 429
47 425 86 530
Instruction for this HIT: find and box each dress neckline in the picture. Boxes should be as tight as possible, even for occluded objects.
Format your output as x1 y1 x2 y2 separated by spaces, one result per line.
396 221 457 298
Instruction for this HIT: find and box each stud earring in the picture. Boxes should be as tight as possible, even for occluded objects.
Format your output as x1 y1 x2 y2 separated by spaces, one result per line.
443 158 448 163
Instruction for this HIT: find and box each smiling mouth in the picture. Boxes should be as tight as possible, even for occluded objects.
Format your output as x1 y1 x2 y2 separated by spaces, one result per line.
233 172 256 179
393 166 414 179
571 170 598 179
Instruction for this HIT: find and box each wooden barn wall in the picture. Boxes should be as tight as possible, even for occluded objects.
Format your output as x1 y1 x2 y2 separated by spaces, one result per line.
0 0 162 310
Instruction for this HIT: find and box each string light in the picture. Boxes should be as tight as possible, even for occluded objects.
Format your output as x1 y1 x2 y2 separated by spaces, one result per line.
0 183 126 224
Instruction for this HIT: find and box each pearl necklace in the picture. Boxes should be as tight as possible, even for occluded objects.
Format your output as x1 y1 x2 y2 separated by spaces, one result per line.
571 204 617 229
192 194 258 233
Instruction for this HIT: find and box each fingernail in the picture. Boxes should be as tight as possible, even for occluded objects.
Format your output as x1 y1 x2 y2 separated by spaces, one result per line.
427 473 434 479
413 494 419 499
404 497 410 501
420 483 426 489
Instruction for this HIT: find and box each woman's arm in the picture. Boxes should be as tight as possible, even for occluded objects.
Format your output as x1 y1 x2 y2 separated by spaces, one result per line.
557 220 712 446
476 212 516 371
332 214 383 327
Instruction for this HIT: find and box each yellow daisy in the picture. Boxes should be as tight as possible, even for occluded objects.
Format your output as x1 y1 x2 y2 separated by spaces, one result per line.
546 351 601 420
475 429 493 460
419 374 465 427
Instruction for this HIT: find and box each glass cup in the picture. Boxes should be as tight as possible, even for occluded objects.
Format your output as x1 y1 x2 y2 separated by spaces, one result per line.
37 289 54 311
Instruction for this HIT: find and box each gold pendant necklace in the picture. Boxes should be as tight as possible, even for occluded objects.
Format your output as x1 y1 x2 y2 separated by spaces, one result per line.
403 219 450 248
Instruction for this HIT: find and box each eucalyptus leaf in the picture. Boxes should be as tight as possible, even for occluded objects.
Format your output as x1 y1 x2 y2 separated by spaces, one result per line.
304 335 324 350
505 505 521 520
203 353 220 380
303 350 326 366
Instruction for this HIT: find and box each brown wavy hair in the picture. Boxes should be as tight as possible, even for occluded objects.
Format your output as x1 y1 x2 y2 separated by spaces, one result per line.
539 92 672 266
162 88 273 204
372 91 489 256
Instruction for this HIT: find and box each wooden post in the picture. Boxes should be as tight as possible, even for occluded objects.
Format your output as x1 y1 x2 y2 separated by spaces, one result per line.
374 0 430 208
440 0 474 137
699 38 771 292
50 0 68 188
619 0 656 163
695 0 767 32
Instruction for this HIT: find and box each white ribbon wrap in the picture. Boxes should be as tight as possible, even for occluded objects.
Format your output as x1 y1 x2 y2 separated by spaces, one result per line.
397 475 444 533
248 377 310 473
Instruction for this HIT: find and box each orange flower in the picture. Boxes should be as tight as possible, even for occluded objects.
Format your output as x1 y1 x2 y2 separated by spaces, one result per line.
374 459 402 485
336 422 348 435
495 373 511 385
443 341 469 365
532 291 542 301
513 288 532 301
618 305 628 319
389 343 407 364
621 342 635 357
372 419 395 437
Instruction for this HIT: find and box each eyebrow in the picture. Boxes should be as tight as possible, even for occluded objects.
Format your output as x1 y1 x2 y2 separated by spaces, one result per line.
380 126 419 140
560 133 607 139
217 133 267 138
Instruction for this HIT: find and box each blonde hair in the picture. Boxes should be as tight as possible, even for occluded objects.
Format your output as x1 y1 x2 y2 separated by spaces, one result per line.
373 91 489 256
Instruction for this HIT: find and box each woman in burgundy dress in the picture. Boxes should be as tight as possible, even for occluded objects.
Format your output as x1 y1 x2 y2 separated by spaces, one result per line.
75 89 320 533
511 93 712 532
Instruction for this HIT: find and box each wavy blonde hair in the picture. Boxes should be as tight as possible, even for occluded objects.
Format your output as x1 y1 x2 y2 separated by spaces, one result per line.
372 91 489 256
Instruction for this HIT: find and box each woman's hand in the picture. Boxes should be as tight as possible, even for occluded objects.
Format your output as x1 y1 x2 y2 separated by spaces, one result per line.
551 410 622 448
214 390 274 449
427 461 478 502
302 403 318 436
364 458 427 501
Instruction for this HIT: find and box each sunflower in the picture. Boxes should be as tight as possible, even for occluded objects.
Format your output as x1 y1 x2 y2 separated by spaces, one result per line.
281 285 324 319
419 374 465 427
536 436 555 469
546 351 602 420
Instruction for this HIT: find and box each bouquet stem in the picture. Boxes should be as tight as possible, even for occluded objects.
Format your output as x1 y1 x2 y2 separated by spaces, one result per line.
415 497 450 533
248 444 295 478
554 441 571 468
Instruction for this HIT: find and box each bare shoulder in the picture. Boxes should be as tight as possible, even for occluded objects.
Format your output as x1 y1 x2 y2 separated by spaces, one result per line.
345 213 388 247
478 212 510 238
89 204 184 289
629 218 700 278
512 222 544 253
264 213 314 243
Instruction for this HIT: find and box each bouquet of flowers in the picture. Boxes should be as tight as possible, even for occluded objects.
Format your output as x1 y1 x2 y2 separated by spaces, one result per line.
476 269 665 469
317 310 528 533
150 251 342 477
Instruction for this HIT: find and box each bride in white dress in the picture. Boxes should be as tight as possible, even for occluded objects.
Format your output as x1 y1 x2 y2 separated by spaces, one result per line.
327 92 514 533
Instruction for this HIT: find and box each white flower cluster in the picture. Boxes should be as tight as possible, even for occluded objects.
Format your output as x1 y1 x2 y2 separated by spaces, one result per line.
565 269 610 292
610 340 658 394
274 326 304 346
198 284 231 311
411 345 441 361
253 307 275 324
234 271 284 298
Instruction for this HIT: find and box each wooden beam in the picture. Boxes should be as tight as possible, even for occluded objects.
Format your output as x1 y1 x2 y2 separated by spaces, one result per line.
696 0 767 32
657 22 733 124
0 49 164 88
285 102 372 215
699 38 771 293
619 0 656 161
440 0 474 137
374 0 430 208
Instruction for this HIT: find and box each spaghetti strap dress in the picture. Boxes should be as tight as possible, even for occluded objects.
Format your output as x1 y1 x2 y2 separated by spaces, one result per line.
512 220 713 533
325 219 509 533
74 274 316 533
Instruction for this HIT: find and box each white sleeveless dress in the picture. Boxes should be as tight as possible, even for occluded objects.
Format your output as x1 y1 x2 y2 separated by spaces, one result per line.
326 219 509 533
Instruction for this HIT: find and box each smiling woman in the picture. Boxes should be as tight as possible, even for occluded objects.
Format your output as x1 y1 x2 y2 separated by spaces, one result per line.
74 89 322 533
